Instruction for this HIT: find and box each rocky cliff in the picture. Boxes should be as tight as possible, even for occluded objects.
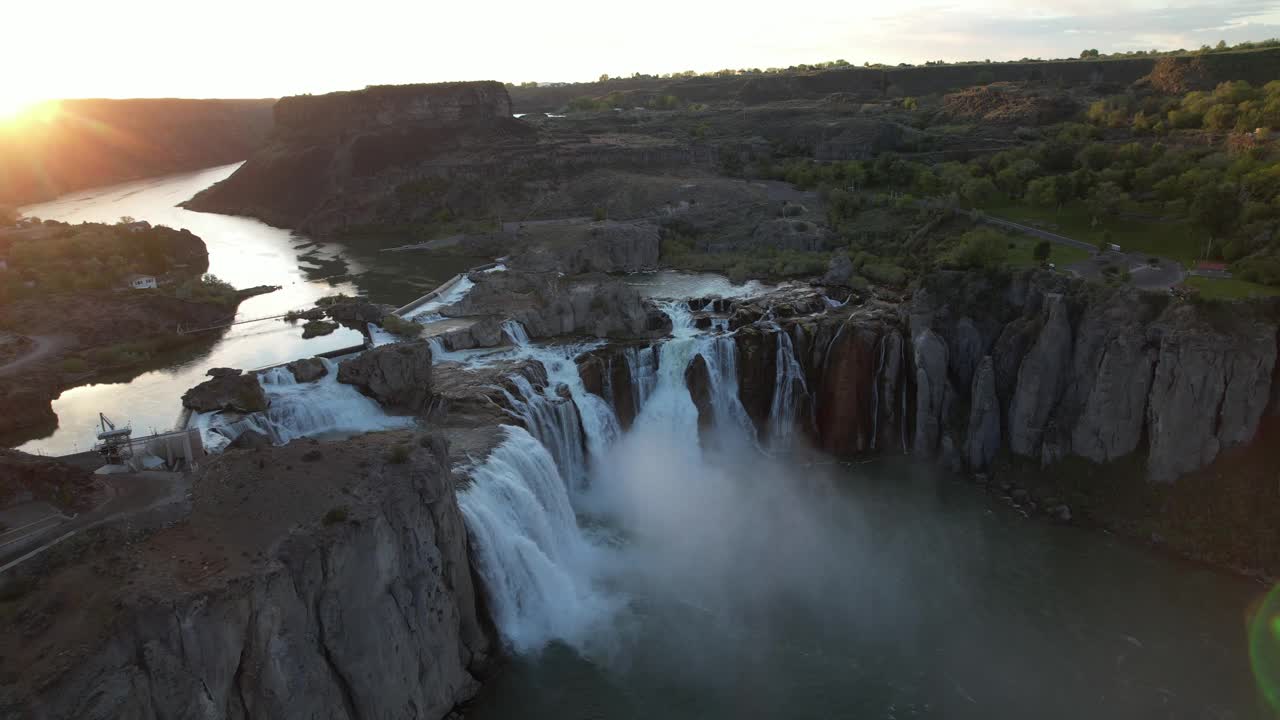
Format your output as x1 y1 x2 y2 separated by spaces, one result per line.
0 433 492 718
182 82 536 234
0 99 274 207
734 272 1278 484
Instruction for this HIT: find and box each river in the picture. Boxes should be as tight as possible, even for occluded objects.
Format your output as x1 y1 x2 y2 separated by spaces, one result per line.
16 164 480 455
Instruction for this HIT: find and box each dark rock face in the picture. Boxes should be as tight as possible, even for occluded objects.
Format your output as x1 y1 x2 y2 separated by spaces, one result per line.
182 368 269 413
822 253 854 287
183 82 530 234
338 342 434 413
904 270 1279 481
732 325 778 436
227 429 271 450
576 345 638 428
685 354 714 437
286 357 329 383
513 221 660 274
1145 308 1276 482
442 272 655 340
966 356 1001 470
1007 295 1073 459
912 329 950 457
816 323 880 455
0 385 57 437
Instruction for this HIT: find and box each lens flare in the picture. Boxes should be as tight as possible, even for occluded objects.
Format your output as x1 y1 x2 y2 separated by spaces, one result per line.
1250 583 1280 711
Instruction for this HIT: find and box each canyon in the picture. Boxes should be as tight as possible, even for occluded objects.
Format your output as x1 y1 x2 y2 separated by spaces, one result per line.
4 67 1280 718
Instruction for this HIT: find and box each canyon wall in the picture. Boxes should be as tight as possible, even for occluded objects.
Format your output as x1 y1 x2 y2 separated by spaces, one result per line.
729 272 1279 485
0 99 274 207
2 436 492 719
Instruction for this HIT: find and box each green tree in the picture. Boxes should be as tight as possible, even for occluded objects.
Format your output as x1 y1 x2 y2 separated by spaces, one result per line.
1033 240 1052 264
951 229 1009 270
1190 183 1240 257
1087 181 1127 227
1080 49 1100 58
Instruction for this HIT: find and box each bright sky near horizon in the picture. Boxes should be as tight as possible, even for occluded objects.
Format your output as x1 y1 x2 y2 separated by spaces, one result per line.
4 0 1279 109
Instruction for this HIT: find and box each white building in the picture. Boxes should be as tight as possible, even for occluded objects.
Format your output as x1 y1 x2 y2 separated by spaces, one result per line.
128 274 158 290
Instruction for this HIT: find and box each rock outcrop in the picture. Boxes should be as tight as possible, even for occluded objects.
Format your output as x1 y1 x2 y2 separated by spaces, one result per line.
1 435 491 719
965 356 1001 470
181 368 269 413
896 271 1279 481
184 82 532 234
1007 294 1072 459
441 272 659 340
338 341 434 413
286 357 329 383
512 221 660 274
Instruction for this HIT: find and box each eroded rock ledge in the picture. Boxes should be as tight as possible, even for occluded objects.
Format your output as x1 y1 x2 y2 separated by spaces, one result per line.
0 433 493 719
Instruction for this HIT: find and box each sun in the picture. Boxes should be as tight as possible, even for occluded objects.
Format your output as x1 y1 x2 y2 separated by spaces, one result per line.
0 95 59 127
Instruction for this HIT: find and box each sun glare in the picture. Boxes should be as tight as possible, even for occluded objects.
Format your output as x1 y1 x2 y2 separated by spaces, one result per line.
0 96 59 128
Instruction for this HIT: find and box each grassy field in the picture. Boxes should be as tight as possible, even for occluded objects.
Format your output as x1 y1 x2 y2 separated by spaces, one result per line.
1185 275 1280 301
1003 234 1091 269
983 200 1204 266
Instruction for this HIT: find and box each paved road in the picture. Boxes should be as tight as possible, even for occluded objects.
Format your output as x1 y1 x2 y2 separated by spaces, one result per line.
977 215 1098 253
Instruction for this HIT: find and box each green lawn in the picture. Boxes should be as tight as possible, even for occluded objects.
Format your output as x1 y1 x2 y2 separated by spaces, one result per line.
1003 234 1091 269
982 200 1204 266
1185 276 1280 301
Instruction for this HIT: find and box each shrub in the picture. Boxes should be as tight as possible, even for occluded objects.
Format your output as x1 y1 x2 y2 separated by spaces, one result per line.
381 314 421 338
388 444 411 464
948 229 1009 271
59 357 89 374
323 507 349 525
592 207 607 222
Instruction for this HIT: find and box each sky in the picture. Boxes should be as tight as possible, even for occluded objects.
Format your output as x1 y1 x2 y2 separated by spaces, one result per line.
4 0 1279 109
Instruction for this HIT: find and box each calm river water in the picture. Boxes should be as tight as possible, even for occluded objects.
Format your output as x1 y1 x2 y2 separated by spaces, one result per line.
15 164 476 454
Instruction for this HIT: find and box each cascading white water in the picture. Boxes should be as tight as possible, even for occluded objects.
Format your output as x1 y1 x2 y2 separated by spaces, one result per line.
498 320 621 488
624 346 658 414
628 302 757 456
767 324 809 450
402 276 476 323
192 358 413 452
462 300 767 653
458 425 618 653
500 374 590 489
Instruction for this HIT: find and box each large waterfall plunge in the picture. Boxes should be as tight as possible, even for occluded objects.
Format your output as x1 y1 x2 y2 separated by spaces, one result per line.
458 303 767 653
458 426 620 654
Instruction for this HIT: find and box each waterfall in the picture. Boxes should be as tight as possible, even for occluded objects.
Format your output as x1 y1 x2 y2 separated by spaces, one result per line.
630 302 757 456
703 334 759 449
497 320 621 488
767 326 809 450
459 425 617 653
193 359 413 452
502 319 531 346
500 374 589 490
625 346 658 414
